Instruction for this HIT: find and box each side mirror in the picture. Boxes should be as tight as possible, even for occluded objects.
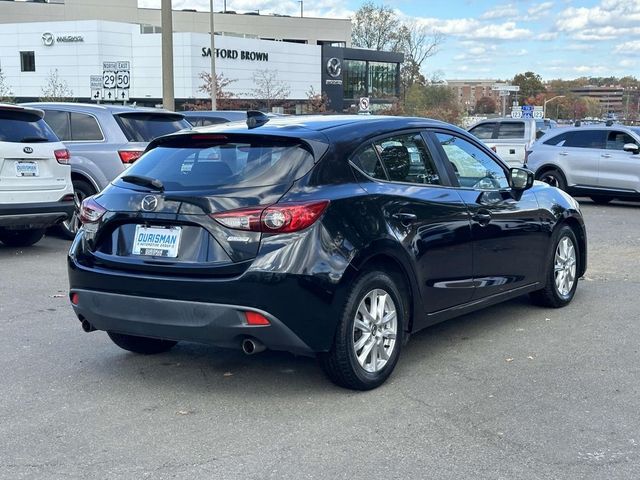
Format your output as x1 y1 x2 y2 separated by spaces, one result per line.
509 167 534 191
623 143 639 154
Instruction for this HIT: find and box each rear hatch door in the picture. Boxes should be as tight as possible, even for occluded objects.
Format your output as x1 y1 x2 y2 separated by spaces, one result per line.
85 132 325 276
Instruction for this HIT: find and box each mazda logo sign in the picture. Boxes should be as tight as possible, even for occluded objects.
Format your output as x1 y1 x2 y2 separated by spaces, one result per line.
326 57 342 78
23 147 34 154
42 32 54 46
141 195 159 212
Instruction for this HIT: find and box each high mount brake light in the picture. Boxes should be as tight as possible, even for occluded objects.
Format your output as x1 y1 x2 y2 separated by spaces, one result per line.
211 201 330 234
79 197 107 224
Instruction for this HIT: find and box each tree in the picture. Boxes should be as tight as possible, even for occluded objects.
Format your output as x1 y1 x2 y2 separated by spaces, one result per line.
305 86 330 113
0 68 14 103
512 71 545 100
351 2 402 51
475 96 497 114
396 22 443 91
40 69 73 101
404 83 461 124
250 70 291 110
194 71 237 110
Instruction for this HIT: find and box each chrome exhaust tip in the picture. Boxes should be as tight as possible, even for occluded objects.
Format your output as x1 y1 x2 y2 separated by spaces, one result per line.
241 338 266 355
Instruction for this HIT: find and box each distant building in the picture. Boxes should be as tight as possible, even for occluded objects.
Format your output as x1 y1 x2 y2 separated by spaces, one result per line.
446 79 502 112
570 86 624 116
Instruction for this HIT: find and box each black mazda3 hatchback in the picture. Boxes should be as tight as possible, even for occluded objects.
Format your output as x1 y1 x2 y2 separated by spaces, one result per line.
68 114 587 390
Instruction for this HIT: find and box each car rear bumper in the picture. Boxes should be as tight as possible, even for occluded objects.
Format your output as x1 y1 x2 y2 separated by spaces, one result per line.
0 200 74 228
70 289 314 356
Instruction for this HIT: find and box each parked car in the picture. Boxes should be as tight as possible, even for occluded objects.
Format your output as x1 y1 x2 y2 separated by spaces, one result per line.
182 110 248 126
468 117 545 167
68 114 587 390
0 104 74 247
182 110 286 127
23 103 192 238
527 124 640 203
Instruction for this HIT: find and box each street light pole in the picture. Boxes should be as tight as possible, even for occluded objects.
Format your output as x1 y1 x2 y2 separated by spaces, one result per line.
543 95 565 119
161 0 175 111
299 1 303 17
209 0 217 110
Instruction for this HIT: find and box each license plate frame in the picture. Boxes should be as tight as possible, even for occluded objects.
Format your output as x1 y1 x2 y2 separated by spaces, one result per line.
15 161 39 177
132 225 182 258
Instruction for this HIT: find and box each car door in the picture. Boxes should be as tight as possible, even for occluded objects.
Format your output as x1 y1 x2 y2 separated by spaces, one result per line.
554 129 605 187
351 131 474 320
429 130 547 300
599 130 640 192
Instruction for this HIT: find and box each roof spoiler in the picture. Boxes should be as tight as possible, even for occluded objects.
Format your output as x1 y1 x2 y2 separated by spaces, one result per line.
247 110 270 129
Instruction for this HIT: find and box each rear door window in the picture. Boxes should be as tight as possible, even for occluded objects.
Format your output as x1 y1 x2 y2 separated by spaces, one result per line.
0 110 59 143
351 145 386 180
496 122 525 139
118 137 315 191
70 112 104 141
114 113 191 142
468 123 496 140
371 133 441 185
563 130 606 149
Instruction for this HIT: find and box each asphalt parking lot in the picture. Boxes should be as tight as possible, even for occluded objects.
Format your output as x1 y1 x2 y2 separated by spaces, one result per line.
1 199 639 480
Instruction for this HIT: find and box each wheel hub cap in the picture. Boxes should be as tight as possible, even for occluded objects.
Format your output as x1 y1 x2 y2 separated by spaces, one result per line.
352 288 398 373
554 236 577 297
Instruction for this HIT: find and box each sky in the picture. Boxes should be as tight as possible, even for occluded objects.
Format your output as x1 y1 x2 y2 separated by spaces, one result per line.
138 0 640 81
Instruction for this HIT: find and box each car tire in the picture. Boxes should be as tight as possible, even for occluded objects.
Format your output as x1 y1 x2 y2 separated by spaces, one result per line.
538 169 567 191
107 332 177 354
319 270 405 390
530 225 579 308
0 228 45 247
56 180 96 240
590 196 613 205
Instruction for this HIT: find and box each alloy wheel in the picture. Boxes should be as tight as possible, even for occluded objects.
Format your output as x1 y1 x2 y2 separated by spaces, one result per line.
540 173 559 188
62 188 87 236
352 289 398 373
554 236 577 297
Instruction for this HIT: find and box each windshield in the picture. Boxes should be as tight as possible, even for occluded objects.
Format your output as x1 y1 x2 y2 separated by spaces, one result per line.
117 138 315 191
114 113 191 142
0 111 59 143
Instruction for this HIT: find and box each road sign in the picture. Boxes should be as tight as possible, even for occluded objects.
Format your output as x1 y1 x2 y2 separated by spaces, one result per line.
116 70 130 89
103 71 116 90
104 89 116 101
359 97 370 113
511 106 523 118
103 62 117 72
90 75 103 101
91 88 103 101
117 88 130 102
492 84 520 92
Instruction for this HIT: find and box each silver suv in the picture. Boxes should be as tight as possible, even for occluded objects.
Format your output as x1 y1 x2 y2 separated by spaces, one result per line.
24 103 191 237
527 125 640 204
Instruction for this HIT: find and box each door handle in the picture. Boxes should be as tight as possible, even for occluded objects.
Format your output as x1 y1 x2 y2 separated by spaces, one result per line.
601 154 612 158
392 212 417 224
472 211 492 226
559 152 569 156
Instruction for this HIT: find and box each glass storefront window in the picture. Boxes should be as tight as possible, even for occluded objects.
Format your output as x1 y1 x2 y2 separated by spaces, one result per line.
368 61 396 98
344 60 367 100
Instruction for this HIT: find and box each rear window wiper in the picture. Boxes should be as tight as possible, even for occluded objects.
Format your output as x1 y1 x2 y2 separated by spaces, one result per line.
120 174 164 192
20 136 50 143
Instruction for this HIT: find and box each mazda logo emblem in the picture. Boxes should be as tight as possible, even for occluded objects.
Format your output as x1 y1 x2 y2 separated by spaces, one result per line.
23 147 34 154
326 57 342 78
42 32 54 46
141 195 158 212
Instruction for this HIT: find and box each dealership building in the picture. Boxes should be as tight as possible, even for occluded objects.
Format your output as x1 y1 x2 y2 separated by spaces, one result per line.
0 0 403 111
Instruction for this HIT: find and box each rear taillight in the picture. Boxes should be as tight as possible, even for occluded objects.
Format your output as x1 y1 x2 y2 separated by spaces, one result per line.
118 150 144 164
211 200 330 234
54 148 71 165
79 197 107 224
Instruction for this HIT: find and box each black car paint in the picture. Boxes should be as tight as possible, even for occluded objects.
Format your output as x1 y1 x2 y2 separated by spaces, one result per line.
68 116 586 355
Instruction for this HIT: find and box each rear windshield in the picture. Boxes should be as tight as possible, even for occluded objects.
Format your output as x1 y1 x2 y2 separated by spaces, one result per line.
117 138 315 191
496 122 525 139
114 113 191 142
0 111 59 143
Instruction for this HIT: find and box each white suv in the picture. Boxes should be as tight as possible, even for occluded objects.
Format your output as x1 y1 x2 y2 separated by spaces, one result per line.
0 104 74 247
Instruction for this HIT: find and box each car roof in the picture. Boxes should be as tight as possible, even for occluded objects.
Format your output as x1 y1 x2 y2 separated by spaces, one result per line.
22 102 181 116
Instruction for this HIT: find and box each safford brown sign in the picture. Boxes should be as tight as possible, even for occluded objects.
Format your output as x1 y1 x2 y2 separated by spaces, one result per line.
201 47 268 61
